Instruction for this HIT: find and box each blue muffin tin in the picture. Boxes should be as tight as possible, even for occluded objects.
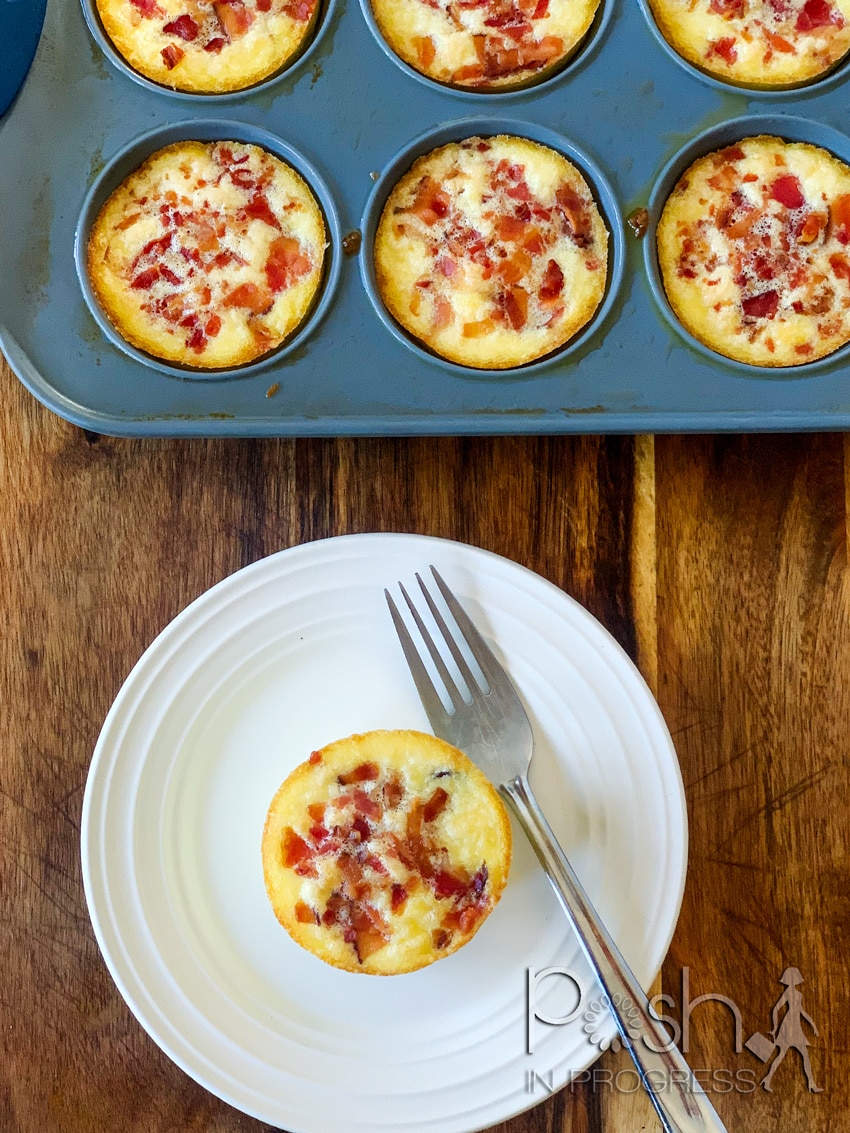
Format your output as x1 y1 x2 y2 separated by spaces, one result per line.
3 0 850 435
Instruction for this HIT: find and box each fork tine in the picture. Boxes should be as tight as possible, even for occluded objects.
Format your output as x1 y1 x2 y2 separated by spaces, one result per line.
384 589 452 733
415 571 484 696
429 566 507 693
398 581 468 711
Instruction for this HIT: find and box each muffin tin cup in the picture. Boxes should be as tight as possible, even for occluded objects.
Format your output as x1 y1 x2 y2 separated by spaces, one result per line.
635 0 850 98
79 0 338 101
359 116 626 379
643 112 850 380
74 119 343 381
357 0 614 99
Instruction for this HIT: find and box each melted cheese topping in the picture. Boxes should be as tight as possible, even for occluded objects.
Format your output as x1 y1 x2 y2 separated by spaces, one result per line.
647 0 850 87
371 0 600 90
95 0 320 93
262 730 512 975
374 135 609 370
87 140 327 369
657 135 850 367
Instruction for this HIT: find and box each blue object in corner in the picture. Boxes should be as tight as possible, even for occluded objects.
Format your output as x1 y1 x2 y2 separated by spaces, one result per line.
0 0 48 119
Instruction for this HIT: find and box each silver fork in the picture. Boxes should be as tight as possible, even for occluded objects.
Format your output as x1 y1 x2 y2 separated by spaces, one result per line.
386 567 727 1133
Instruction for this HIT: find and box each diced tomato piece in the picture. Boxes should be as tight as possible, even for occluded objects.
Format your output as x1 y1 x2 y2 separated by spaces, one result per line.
162 14 199 40
708 36 737 64
161 44 184 69
354 927 388 961
223 282 273 313
495 214 527 242
309 750 323 765
257 0 272 8
797 212 826 243
831 193 850 234
742 290 779 319
763 28 796 51
413 35 436 68
205 314 222 337
265 236 311 292
771 174 805 210
409 176 450 225
532 0 550 15
462 318 495 337
830 253 850 281
294 901 318 924
796 0 834 29
282 827 313 867
131 267 160 290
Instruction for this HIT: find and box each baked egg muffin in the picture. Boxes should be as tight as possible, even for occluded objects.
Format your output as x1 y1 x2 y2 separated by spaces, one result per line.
656 134 850 367
374 135 609 369
87 139 327 369
370 0 601 91
94 0 320 93
646 0 850 88
261 730 512 974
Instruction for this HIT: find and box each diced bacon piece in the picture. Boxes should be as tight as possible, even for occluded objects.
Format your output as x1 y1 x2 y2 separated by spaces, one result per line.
282 827 313 867
708 37 737 64
160 265 181 286
517 34 564 66
161 44 184 69
423 787 449 823
129 0 164 16
382 773 404 810
204 36 226 52
715 145 745 164
286 0 315 18
532 0 550 16
413 35 436 68
390 884 408 912
502 285 529 330
742 290 779 319
223 282 274 314
555 183 591 247
162 14 199 40
432 296 453 328
831 194 850 239
709 0 744 16
708 164 740 192
796 0 835 29
213 0 255 38
830 253 850 281
131 267 160 290
771 174 805 210
539 258 564 303
437 257 457 277
350 815 371 842
433 869 468 899
338 761 380 785
257 0 272 8
351 787 382 820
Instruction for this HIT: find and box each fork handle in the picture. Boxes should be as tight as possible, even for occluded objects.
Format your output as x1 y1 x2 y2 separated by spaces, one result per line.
502 774 728 1133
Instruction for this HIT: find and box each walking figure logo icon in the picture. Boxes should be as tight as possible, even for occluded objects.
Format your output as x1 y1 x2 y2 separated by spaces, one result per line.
745 968 822 1093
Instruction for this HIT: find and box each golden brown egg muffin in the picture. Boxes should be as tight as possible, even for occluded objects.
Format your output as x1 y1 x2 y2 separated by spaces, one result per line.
646 0 850 88
374 135 609 369
370 0 600 91
87 139 327 369
261 730 512 975
656 135 850 367
94 0 320 93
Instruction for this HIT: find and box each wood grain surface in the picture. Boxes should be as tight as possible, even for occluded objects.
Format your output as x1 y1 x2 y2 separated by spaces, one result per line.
1 353 846 1132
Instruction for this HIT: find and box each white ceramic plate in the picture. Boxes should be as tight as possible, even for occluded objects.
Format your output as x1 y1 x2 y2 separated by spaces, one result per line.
81 533 687 1133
